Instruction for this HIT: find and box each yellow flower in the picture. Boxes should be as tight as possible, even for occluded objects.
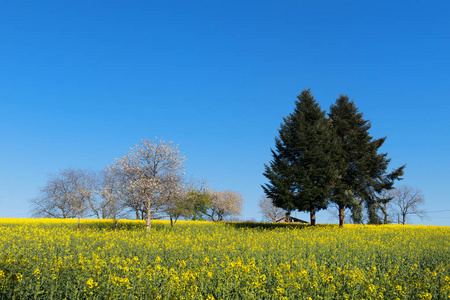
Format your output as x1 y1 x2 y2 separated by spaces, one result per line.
86 278 98 289
33 267 41 279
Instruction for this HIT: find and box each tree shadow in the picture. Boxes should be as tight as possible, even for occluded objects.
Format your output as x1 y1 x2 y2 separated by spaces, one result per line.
223 221 326 230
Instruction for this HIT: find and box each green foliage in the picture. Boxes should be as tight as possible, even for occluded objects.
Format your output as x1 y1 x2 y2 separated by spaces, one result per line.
263 91 405 226
328 95 373 210
329 95 405 224
186 189 211 221
262 89 337 225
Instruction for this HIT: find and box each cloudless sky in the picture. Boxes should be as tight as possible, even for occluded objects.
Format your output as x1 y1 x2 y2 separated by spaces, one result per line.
1 0 449 225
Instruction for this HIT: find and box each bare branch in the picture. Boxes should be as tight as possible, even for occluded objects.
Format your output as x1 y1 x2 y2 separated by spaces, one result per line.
258 196 285 222
389 185 427 225
30 168 96 228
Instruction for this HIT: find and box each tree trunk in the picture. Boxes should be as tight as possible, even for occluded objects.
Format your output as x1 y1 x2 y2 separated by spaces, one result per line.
383 207 388 224
402 213 406 225
170 217 174 231
310 208 316 226
146 202 152 231
339 206 345 227
146 215 152 231
378 203 388 224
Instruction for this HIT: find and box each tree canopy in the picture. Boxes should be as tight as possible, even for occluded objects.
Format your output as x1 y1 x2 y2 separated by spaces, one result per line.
328 95 405 225
262 89 337 225
263 90 405 226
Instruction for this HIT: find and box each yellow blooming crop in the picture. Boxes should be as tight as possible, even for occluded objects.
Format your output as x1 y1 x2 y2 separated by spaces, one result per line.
0 218 449 299
86 278 98 289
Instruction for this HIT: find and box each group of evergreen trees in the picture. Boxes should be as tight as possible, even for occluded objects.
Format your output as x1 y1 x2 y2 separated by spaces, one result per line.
262 89 405 226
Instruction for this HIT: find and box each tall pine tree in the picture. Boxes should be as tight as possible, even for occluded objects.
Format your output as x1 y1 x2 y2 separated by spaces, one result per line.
262 89 337 225
329 95 405 226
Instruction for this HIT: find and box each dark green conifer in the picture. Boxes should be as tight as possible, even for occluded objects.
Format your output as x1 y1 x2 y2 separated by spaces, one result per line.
262 89 336 225
329 95 405 226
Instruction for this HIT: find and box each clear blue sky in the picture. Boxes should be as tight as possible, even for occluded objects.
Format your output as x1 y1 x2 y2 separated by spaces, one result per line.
1 0 449 225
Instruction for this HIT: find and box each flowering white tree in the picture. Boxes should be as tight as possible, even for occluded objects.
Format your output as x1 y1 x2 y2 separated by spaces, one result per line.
113 138 186 231
204 190 243 221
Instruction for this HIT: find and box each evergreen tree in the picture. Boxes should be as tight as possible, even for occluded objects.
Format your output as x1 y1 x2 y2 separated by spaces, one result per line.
262 89 336 225
329 95 405 226
350 201 364 224
361 153 405 224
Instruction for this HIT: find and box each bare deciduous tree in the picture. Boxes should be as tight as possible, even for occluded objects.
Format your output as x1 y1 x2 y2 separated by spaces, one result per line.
31 168 95 229
390 185 427 225
112 138 186 231
258 196 285 222
204 190 243 221
121 187 146 220
93 167 129 229
160 178 184 228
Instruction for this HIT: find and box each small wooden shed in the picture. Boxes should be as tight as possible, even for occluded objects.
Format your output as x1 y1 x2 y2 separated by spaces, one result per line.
275 215 308 223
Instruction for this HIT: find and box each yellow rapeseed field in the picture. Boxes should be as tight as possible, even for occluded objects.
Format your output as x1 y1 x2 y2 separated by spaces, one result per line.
0 218 449 299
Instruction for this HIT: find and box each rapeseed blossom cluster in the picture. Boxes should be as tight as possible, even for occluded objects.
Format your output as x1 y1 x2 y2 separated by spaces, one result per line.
0 218 449 299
